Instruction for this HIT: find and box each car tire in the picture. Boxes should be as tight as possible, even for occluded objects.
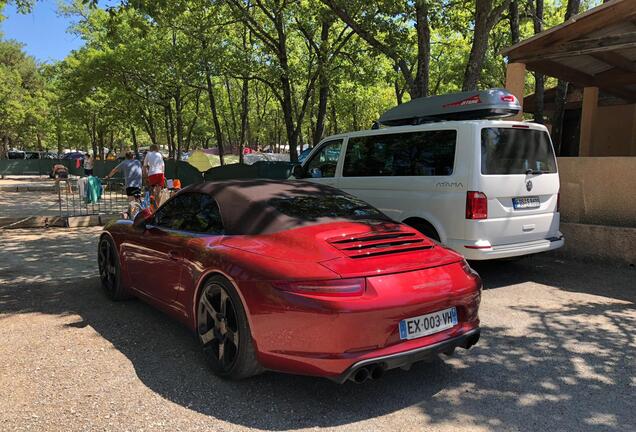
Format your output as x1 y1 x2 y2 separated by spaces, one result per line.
197 276 262 380
405 219 441 243
97 235 131 301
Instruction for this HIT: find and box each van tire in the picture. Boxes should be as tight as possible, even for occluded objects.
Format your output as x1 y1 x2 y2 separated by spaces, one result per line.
404 218 441 243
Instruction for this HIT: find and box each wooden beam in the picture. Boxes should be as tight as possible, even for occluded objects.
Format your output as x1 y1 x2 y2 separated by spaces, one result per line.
505 62 526 120
579 87 598 157
527 60 636 101
594 67 636 86
514 32 636 63
528 60 596 86
590 51 636 74
504 0 636 61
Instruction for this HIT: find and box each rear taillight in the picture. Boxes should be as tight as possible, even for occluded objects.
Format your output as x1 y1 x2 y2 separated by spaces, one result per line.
466 191 488 220
273 278 366 297
556 192 561 212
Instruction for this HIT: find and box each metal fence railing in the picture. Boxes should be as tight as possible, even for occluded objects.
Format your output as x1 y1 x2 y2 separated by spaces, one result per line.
55 177 130 218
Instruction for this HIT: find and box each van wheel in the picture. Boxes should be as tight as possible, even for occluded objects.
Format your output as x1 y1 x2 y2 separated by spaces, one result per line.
404 219 441 242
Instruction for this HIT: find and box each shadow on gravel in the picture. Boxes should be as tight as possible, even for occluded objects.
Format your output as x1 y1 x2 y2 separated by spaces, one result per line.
472 254 636 303
1 271 634 431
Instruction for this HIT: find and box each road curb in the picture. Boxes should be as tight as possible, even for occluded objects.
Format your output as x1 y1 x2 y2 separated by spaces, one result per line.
0 214 120 229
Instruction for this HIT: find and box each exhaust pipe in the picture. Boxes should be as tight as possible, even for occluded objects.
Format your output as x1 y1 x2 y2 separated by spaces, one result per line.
461 332 480 349
370 365 385 380
350 367 370 383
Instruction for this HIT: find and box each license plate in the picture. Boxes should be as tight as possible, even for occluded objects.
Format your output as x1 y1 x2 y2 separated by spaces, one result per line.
399 307 458 340
513 196 540 210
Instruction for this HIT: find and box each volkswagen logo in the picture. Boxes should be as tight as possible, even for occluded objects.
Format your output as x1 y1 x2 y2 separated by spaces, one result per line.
526 180 533 192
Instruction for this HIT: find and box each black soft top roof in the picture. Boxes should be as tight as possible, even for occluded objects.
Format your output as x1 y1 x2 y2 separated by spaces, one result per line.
180 179 387 235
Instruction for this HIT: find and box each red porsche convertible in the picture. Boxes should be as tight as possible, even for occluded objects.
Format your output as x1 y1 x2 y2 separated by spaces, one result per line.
98 180 481 383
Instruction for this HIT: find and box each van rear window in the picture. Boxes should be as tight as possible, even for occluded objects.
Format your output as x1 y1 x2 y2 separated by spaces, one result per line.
481 128 557 175
343 130 456 177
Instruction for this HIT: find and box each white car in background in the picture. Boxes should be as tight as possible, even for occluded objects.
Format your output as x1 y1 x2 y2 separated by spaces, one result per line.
294 90 564 260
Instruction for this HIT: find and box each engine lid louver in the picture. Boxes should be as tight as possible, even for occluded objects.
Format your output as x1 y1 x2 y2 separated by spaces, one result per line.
327 230 433 259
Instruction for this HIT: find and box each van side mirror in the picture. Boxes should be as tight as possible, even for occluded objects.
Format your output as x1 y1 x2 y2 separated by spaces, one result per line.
133 208 153 229
291 164 305 179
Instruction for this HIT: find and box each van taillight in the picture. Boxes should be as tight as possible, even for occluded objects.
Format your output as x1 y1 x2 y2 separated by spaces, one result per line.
557 192 560 212
466 191 488 220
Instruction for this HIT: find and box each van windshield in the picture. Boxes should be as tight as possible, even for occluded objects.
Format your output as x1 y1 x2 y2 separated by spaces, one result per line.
481 128 557 175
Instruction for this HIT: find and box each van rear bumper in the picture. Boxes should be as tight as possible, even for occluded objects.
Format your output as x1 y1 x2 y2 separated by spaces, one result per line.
447 234 564 260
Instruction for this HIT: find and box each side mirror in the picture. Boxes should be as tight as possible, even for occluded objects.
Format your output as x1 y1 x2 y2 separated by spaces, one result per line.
291 164 305 179
133 208 153 229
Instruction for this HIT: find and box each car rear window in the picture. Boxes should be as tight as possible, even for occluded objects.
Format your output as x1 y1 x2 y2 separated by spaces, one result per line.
268 194 389 222
343 130 456 177
481 127 557 175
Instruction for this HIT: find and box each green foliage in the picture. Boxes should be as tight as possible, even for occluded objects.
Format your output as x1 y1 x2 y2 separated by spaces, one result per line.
0 0 603 158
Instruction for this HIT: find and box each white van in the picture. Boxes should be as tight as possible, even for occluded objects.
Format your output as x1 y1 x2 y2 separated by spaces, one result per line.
295 99 564 260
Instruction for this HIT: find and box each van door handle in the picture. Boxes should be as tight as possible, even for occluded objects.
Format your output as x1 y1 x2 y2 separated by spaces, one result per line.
522 224 535 232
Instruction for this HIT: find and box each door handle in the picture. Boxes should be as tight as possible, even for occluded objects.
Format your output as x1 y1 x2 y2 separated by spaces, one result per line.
168 251 180 260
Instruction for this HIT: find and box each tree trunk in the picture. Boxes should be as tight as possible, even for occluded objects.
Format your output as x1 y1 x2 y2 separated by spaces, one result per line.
163 105 174 158
551 0 581 154
509 0 520 44
533 0 545 124
463 0 512 91
313 18 332 146
90 115 98 158
463 1 491 91
239 76 249 164
97 130 105 160
1 135 8 159
174 88 184 161
168 104 176 159
224 76 239 154
413 0 431 98
203 54 225 165
130 126 139 156
330 102 338 135
56 107 63 156
185 90 201 154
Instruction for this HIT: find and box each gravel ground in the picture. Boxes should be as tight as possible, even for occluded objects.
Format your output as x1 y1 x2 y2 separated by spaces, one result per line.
0 227 634 432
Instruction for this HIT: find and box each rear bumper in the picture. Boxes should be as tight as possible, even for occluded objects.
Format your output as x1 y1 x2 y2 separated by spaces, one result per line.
448 234 564 260
331 328 481 383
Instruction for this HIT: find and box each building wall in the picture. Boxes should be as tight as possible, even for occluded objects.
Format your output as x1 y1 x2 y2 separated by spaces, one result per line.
558 157 636 227
590 104 636 156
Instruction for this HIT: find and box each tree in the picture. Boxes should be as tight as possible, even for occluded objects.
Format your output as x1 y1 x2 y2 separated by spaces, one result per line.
462 0 513 91
533 0 545 124
320 0 432 99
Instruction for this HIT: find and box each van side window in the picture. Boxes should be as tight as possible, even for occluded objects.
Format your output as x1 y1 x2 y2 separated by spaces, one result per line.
305 140 343 178
343 130 456 177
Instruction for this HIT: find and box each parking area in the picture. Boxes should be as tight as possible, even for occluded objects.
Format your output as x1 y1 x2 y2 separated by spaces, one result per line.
0 227 634 432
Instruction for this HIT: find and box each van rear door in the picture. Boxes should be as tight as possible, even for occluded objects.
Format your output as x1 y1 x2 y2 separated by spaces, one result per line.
474 125 560 246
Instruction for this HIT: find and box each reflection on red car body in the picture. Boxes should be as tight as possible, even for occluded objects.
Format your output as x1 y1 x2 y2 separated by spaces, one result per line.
98 180 481 383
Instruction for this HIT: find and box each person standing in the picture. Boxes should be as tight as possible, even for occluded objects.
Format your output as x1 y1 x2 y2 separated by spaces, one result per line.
51 163 71 194
105 151 142 202
83 154 94 176
143 144 165 203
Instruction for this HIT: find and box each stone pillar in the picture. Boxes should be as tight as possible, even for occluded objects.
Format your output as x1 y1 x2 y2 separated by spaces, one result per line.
505 62 526 121
579 86 599 157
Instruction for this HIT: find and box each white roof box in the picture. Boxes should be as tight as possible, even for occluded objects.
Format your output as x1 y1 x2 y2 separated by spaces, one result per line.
378 88 521 127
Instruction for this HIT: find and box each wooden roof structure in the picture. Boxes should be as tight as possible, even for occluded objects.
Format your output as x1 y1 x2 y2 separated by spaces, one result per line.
502 0 636 102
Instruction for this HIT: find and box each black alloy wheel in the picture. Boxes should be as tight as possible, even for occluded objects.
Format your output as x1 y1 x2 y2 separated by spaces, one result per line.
97 236 129 300
197 277 261 379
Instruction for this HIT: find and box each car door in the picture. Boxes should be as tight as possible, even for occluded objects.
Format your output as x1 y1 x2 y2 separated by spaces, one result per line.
176 194 226 309
302 139 344 187
127 194 195 309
